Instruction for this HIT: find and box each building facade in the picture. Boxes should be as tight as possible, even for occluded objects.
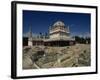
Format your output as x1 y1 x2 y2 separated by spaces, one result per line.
24 21 75 47
49 21 70 39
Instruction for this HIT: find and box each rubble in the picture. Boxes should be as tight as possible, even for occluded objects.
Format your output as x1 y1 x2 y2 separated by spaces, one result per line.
23 44 91 69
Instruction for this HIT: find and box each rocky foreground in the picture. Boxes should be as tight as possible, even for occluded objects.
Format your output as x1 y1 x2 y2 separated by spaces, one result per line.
23 44 90 69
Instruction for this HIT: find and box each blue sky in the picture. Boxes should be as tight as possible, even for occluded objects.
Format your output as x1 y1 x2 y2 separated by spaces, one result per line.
23 10 91 37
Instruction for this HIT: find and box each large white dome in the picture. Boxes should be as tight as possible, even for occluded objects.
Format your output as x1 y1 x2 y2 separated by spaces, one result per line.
53 21 65 27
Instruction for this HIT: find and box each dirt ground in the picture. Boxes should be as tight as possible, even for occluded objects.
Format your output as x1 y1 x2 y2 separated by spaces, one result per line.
23 44 91 69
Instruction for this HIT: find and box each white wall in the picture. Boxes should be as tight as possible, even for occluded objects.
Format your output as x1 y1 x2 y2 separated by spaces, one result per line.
50 33 60 39
0 0 99 80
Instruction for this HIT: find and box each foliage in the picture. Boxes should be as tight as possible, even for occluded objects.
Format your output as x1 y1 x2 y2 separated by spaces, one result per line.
75 36 90 44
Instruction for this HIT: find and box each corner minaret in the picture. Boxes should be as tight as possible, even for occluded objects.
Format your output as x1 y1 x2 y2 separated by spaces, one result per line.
28 26 33 47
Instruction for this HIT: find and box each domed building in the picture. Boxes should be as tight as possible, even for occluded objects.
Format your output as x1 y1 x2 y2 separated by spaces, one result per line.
44 21 75 46
24 20 75 47
49 21 70 39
